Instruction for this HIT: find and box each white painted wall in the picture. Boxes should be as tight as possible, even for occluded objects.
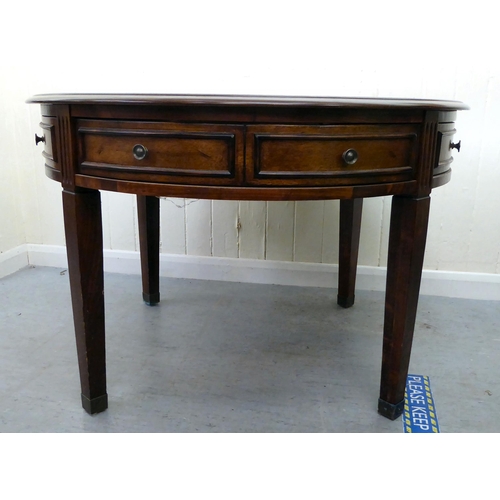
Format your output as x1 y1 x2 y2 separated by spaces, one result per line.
2 0 499 275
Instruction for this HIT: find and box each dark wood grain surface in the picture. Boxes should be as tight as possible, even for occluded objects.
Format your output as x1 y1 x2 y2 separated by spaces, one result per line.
27 93 469 110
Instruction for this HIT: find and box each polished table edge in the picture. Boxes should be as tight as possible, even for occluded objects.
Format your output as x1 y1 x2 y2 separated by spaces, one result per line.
26 93 470 111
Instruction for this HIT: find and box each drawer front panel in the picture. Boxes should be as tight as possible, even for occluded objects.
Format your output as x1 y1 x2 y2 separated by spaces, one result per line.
40 117 58 168
246 125 419 186
77 120 244 185
435 122 456 175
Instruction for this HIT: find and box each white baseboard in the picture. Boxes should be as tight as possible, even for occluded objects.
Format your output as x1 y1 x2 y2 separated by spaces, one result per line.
2 244 500 301
0 245 29 279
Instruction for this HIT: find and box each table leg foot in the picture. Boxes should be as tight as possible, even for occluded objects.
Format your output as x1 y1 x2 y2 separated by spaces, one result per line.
143 292 160 306
337 294 356 308
378 398 404 420
81 393 108 415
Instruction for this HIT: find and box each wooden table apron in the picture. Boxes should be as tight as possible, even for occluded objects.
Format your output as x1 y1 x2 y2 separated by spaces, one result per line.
27 94 468 420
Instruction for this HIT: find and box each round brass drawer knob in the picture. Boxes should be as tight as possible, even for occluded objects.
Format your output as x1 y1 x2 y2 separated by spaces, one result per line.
342 148 358 165
133 144 148 160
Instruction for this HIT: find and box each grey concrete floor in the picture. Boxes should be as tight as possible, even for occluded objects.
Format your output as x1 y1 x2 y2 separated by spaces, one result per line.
1 265 499 432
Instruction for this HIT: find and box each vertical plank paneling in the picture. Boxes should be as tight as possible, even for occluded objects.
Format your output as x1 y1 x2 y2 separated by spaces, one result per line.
321 200 340 264
132 195 140 253
100 191 112 249
10 103 42 247
106 191 136 251
39 180 65 246
266 201 295 262
212 200 239 258
160 197 187 255
434 69 490 272
423 194 443 270
294 201 324 263
238 201 266 259
464 74 500 273
378 196 392 267
186 199 212 256
358 197 384 266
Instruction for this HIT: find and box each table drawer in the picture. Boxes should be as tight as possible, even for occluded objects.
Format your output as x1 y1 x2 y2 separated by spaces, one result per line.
77 120 244 185
39 117 58 170
435 122 457 175
245 125 419 186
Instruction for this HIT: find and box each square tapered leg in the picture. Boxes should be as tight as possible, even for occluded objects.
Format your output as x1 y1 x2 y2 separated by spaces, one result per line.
379 195 430 420
137 195 160 306
63 188 107 415
337 198 363 308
